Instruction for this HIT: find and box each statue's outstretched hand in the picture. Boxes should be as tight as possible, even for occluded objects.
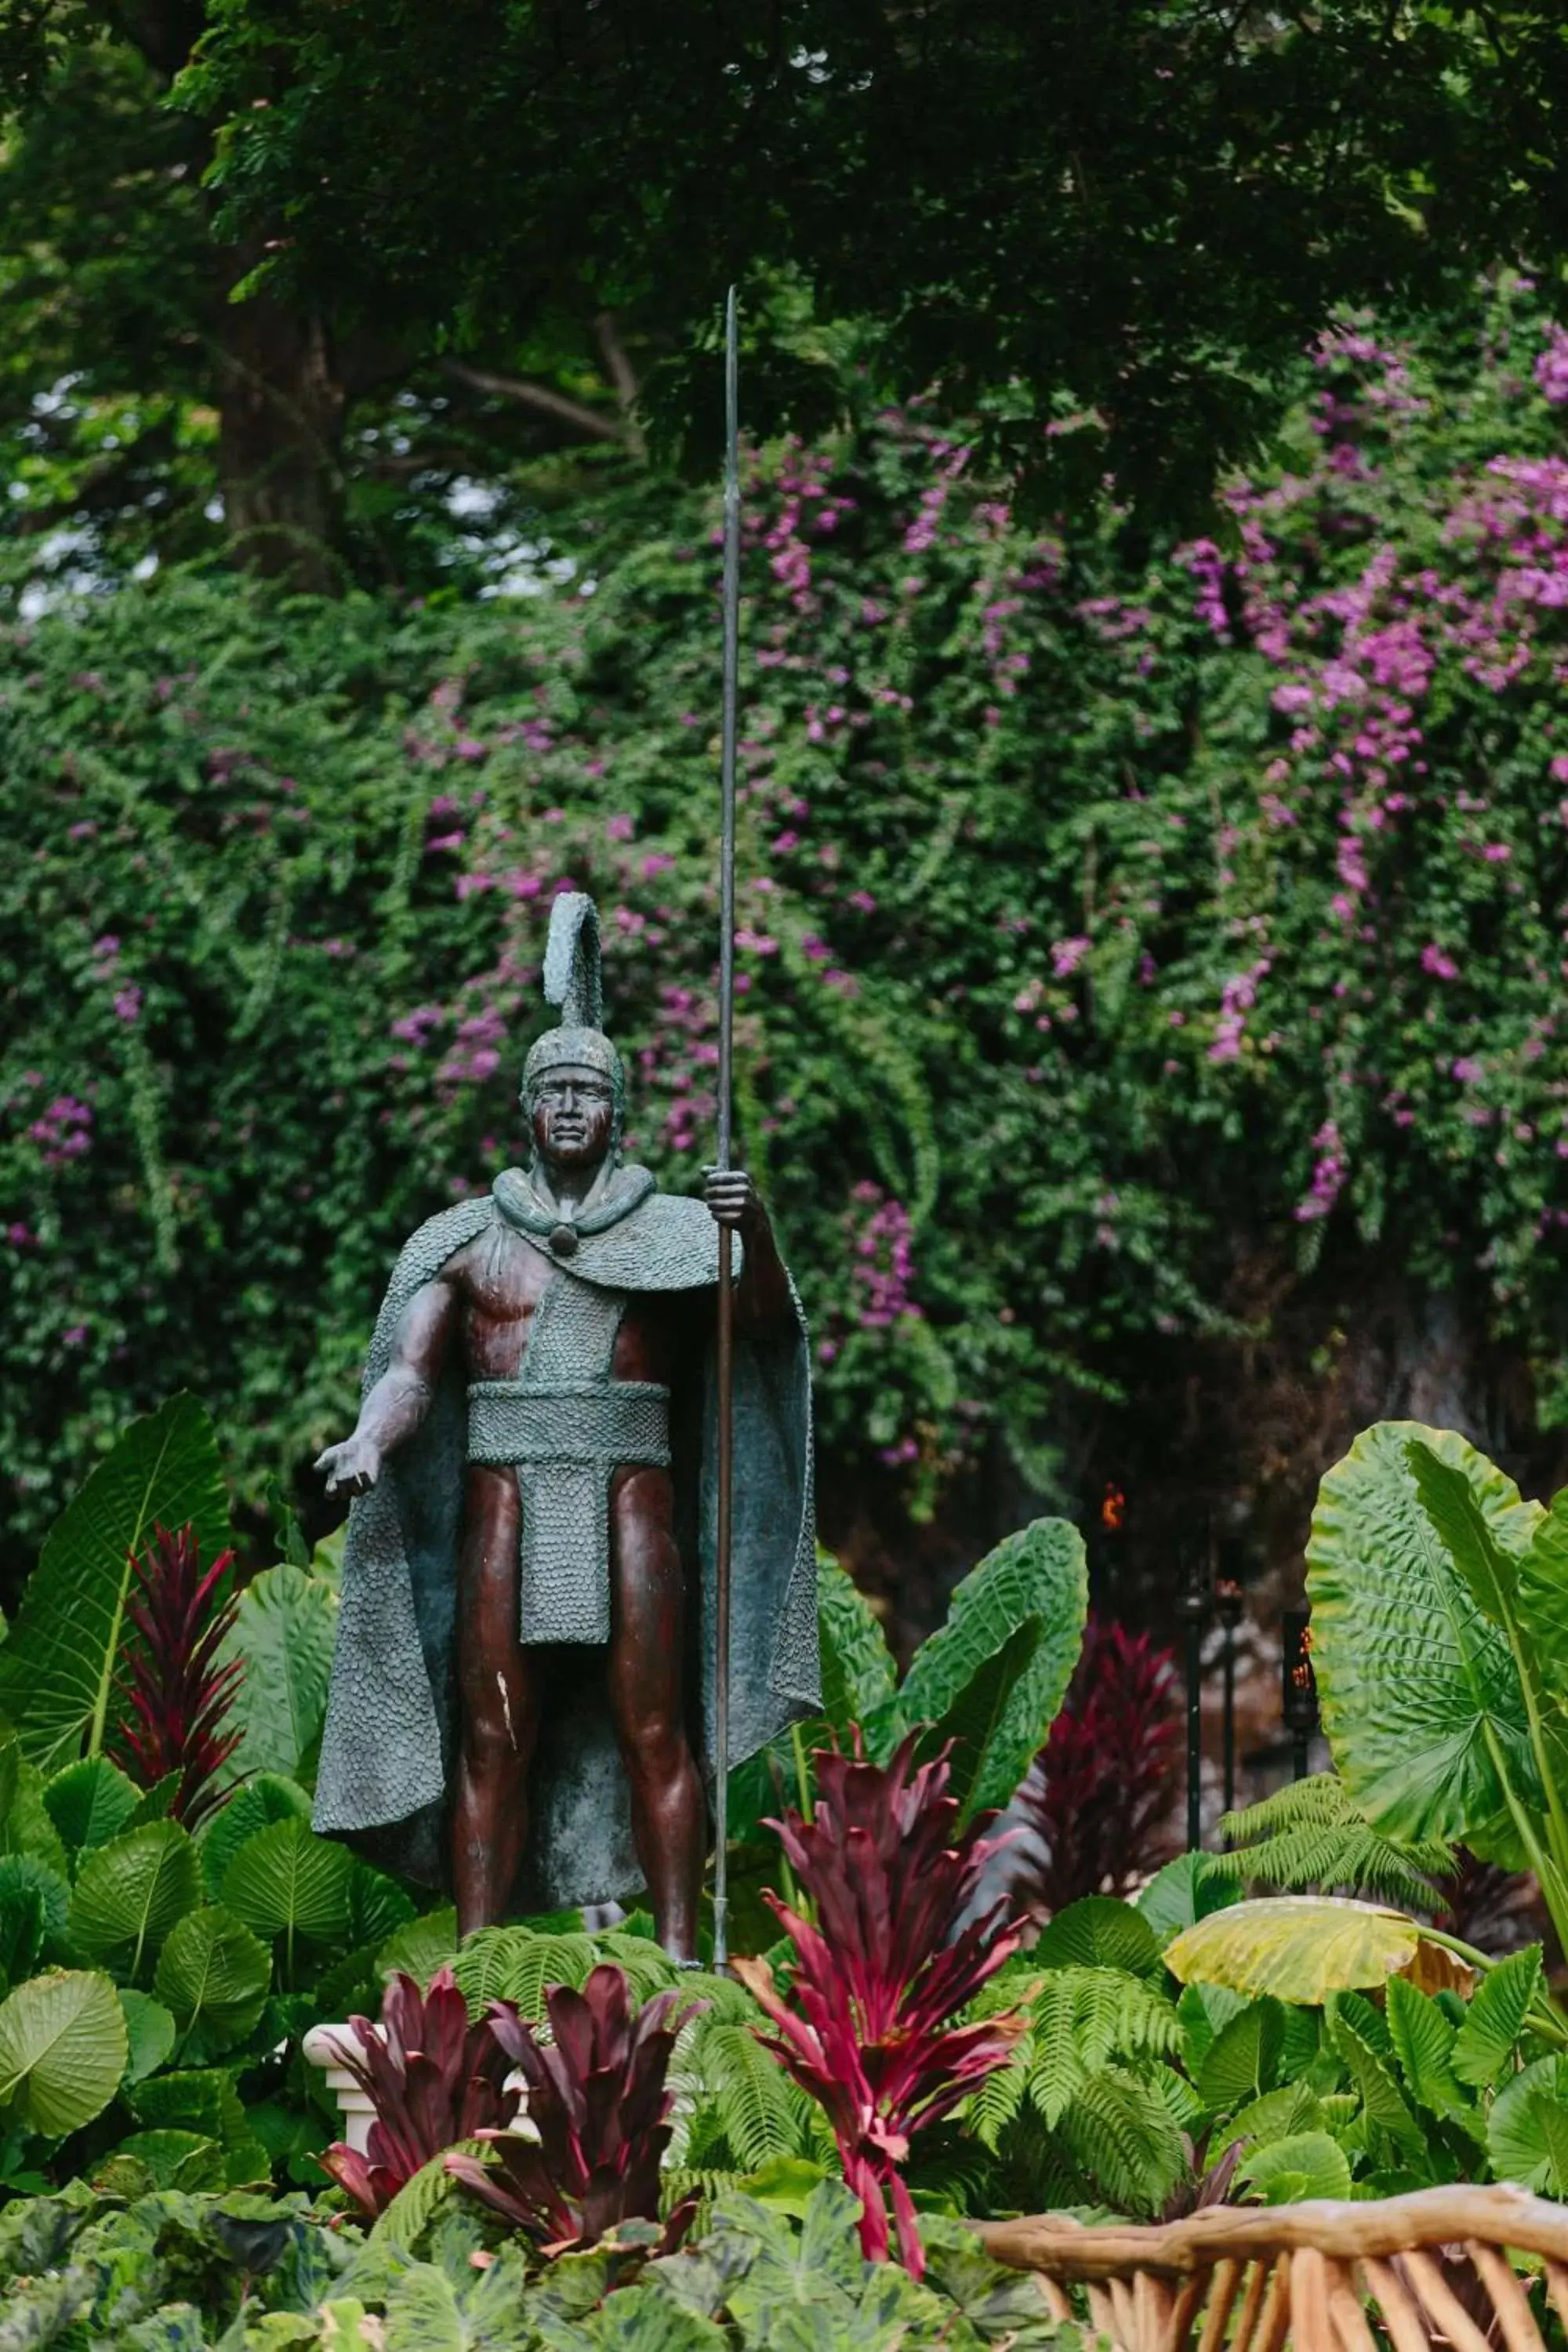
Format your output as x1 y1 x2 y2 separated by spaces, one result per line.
703 1167 756 1230
316 1432 383 1499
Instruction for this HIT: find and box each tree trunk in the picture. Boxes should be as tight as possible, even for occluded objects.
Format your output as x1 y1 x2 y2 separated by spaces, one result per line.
215 290 346 594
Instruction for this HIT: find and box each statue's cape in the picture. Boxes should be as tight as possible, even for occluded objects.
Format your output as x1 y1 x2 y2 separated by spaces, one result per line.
311 1167 819 1909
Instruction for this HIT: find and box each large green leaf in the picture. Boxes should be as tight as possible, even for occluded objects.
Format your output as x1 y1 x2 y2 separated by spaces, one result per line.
117 1988 177 2085
1488 2053 1568 2193
67 1820 200 1984
1237 2131 1352 2205
217 1566 338 1787
220 1817 354 1965
817 1553 896 1736
1307 1421 1543 1862
0 1967 128 2134
927 1617 1043 1824
153 1904 272 2059
1518 1494 1568 1718
195 1772 312 1901
1033 1895 1160 1976
1164 1896 1424 2004
1450 1945 1542 2087
0 1396 230 1774
0 1759 72 1882
0 1852 71 1953
895 1517 1087 1813
44 1757 141 1864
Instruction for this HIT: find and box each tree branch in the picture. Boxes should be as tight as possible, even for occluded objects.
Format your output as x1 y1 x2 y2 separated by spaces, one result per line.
438 359 626 444
593 310 647 459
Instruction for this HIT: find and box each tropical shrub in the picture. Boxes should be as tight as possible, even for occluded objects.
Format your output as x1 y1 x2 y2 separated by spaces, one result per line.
447 1965 704 2253
1013 1618 1181 1914
318 1965 521 2219
107 1519 243 1826
735 1737 1025 2274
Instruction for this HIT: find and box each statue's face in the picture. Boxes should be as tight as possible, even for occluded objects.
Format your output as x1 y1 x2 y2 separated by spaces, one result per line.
532 1065 615 1171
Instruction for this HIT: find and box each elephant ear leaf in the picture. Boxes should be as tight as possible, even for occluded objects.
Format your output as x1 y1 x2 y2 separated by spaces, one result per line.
216 1566 338 1787
896 1517 1087 1815
0 1968 128 2134
922 1617 1042 1826
0 1396 230 1775
1165 1896 1425 2005
68 1821 200 1986
817 1554 896 1738
1518 1494 1568 1715
1307 1421 1541 1863
1489 2054 1568 2194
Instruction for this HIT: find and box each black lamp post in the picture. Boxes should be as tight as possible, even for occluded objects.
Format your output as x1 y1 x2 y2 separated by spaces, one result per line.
1180 1534 1211 1852
1281 1605 1319 1780
1214 1566 1246 1821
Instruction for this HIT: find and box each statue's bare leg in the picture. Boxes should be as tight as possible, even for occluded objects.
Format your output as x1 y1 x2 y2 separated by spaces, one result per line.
608 1466 706 1961
452 1467 540 1936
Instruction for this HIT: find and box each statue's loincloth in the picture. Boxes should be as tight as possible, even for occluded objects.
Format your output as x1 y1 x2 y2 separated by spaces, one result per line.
466 1262 669 1645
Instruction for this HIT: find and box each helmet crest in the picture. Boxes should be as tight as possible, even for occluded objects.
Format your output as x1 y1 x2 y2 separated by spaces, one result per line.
522 894 625 1148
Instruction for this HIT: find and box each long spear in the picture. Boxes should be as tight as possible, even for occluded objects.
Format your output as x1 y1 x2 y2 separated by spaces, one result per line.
712 285 741 1972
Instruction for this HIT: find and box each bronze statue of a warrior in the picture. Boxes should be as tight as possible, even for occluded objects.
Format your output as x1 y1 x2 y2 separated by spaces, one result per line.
310 894 818 1959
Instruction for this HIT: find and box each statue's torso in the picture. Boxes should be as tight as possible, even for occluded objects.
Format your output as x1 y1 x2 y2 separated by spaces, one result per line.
445 1218 674 1387
441 1216 681 1646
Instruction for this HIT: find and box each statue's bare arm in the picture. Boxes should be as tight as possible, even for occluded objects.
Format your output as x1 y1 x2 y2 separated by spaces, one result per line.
703 1168 793 1327
316 1275 459 1498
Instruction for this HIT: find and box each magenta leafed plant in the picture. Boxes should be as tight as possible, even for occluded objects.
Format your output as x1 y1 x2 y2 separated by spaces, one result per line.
318 1967 521 2219
732 1735 1023 2279
1014 1618 1181 1915
109 1519 245 1826
445 1963 703 2254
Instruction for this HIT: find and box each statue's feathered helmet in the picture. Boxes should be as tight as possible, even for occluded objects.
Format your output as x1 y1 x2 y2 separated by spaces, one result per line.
522 893 625 1148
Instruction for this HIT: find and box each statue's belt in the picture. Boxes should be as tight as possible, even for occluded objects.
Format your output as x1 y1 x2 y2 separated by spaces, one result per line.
465 1379 671 1470
464 1378 672 1650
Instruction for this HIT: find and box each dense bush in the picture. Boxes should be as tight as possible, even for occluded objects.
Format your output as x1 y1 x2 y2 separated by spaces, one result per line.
5 281 1568 1574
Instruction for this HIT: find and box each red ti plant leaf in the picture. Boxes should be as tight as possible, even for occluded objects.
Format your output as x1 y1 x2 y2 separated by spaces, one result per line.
107 1519 245 1827
445 1962 704 2255
318 1965 522 2219
731 1733 1025 2278
1012 1618 1181 1915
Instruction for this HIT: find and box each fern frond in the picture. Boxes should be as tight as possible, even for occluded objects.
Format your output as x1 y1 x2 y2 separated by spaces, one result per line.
686 2017 816 2169
1019 1967 1181 2128
592 1929 683 2001
964 2034 1033 2153
1058 2065 1185 2217
1220 1773 1358 1842
660 2165 743 2237
1216 1774 1451 1908
368 2139 483 2249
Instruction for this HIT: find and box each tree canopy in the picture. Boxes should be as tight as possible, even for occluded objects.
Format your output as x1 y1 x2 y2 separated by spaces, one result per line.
3 3 1568 590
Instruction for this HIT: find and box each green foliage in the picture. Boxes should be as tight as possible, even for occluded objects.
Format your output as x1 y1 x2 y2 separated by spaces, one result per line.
0 1967 127 2133
0 1397 230 1771
1166 1896 1427 2005
220 1817 354 1978
217 1567 338 1787
67 1821 201 1985
13 290 1568 1570
153 1904 272 2060
890 1519 1088 1817
43 1755 143 1863
1216 1774 1454 1913
1308 1421 1568 1952
1487 2056 1568 2194
1238 2132 1352 2205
